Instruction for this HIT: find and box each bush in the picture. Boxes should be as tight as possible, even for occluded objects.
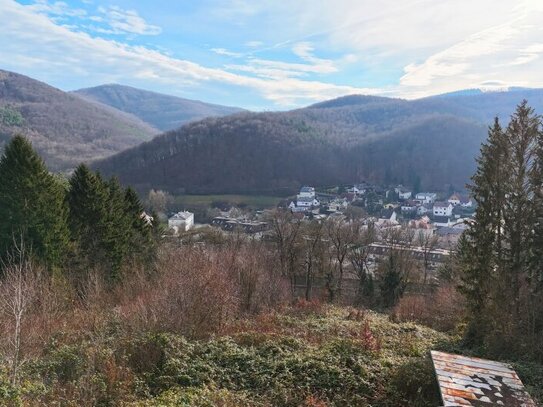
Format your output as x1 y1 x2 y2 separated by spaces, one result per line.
391 285 464 332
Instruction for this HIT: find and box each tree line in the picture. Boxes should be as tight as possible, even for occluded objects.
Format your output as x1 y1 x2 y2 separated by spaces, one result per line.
458 101 543 361
0 135 157 283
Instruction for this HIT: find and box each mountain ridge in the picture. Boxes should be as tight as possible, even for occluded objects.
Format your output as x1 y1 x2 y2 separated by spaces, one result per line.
0 69 158 171
93 87 543 194
73 84 245 132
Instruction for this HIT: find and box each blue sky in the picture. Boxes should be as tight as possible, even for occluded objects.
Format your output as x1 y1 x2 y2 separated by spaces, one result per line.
2 0 543 110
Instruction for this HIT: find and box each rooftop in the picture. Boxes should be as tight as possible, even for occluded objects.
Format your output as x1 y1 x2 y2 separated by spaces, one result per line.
169 211 193 220
433 216 452 224
434 201 451 208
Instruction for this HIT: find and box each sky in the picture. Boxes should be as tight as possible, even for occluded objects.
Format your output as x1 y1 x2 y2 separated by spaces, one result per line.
2 0 543 110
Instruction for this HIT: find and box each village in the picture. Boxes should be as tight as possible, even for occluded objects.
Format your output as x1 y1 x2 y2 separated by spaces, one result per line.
164 183 475 288
168 183 474 244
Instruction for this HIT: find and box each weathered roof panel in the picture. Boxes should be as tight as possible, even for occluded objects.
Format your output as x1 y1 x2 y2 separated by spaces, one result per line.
431 350 536 407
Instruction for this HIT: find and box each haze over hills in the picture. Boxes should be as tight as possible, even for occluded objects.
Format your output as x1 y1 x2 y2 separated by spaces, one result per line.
93 87 543 195
73 84 245 132
0 69 158 171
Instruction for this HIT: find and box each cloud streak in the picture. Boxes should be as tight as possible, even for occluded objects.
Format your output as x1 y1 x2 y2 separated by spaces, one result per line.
3 0 543 107
0 0 376 107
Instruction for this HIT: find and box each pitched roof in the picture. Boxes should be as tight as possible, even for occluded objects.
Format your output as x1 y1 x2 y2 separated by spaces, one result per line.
433 216 452 224
416 192 437 197
434 201 451 208
300 186 315 193
169 211 193 220
435 227 463 236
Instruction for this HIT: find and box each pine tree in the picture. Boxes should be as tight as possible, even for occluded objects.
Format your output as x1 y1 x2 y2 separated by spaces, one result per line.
530 115 543 289
458 117 508 342
501 102 538 314
99 177 131 282
124 187 156 267
0 135 69 271
379 252 405 308
67 164 110 270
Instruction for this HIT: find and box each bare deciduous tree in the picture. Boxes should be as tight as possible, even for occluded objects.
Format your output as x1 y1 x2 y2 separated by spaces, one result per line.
0 239 39 385
416 230 439 284
348 222 377 305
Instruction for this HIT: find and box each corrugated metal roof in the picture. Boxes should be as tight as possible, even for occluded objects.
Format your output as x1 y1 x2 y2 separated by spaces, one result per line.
431 350 536 406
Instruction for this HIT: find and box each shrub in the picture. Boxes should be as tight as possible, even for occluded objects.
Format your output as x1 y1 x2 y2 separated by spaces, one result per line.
391 284 464 332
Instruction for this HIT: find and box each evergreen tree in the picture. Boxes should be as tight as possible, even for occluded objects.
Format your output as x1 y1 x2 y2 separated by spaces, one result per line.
67 164 110 271
530 114 543 289
458 117 508 342
124 187 156 267
68 166 158 284
0 135 69 271
100 177 131 282
460 102 543 357
379 252 405 308
500 101 538 321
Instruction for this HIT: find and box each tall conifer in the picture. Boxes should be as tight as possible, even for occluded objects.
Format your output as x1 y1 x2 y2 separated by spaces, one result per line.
458 118 507 342
0 135 69 270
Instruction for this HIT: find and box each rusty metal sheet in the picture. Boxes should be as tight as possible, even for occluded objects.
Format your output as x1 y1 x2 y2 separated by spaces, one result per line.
431 350 537 406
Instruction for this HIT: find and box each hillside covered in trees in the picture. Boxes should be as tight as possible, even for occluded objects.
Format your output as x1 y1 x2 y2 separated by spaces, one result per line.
95 89 543 194
74 84 245 132
0 70 158 171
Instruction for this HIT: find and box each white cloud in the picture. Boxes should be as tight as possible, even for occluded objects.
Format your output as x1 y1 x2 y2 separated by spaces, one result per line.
26 1 161 36
5 0 543 106
96 5 161 35
0 0 376 107
397 3 543 97
207 0 543 97
210 48 242 58
245 40 263 48
27 0 87 18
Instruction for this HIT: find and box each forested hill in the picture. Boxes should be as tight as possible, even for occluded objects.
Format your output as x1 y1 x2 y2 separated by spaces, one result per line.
93 87 543 195
0 70 158 171
73 84 245 132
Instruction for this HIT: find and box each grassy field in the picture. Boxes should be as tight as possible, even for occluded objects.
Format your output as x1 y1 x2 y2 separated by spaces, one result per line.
172 194 284 210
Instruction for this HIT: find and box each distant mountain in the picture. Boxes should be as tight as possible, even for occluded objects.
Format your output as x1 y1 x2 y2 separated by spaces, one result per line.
422 88 543 123
73 84 245 132
0 70 158 171
94 87 543 195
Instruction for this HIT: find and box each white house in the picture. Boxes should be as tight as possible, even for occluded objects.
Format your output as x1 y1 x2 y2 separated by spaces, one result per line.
328 198 348 212
415 192 437 204
417 204 433 215
348 183 369 195
168 211 194 233
395 185 412 200
433 201 453 217
140 211 154 226
296 196 320 207
401 200 417 213
448 193 461 206
448 193 473 208
298 186 316 199
460 196 473 208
